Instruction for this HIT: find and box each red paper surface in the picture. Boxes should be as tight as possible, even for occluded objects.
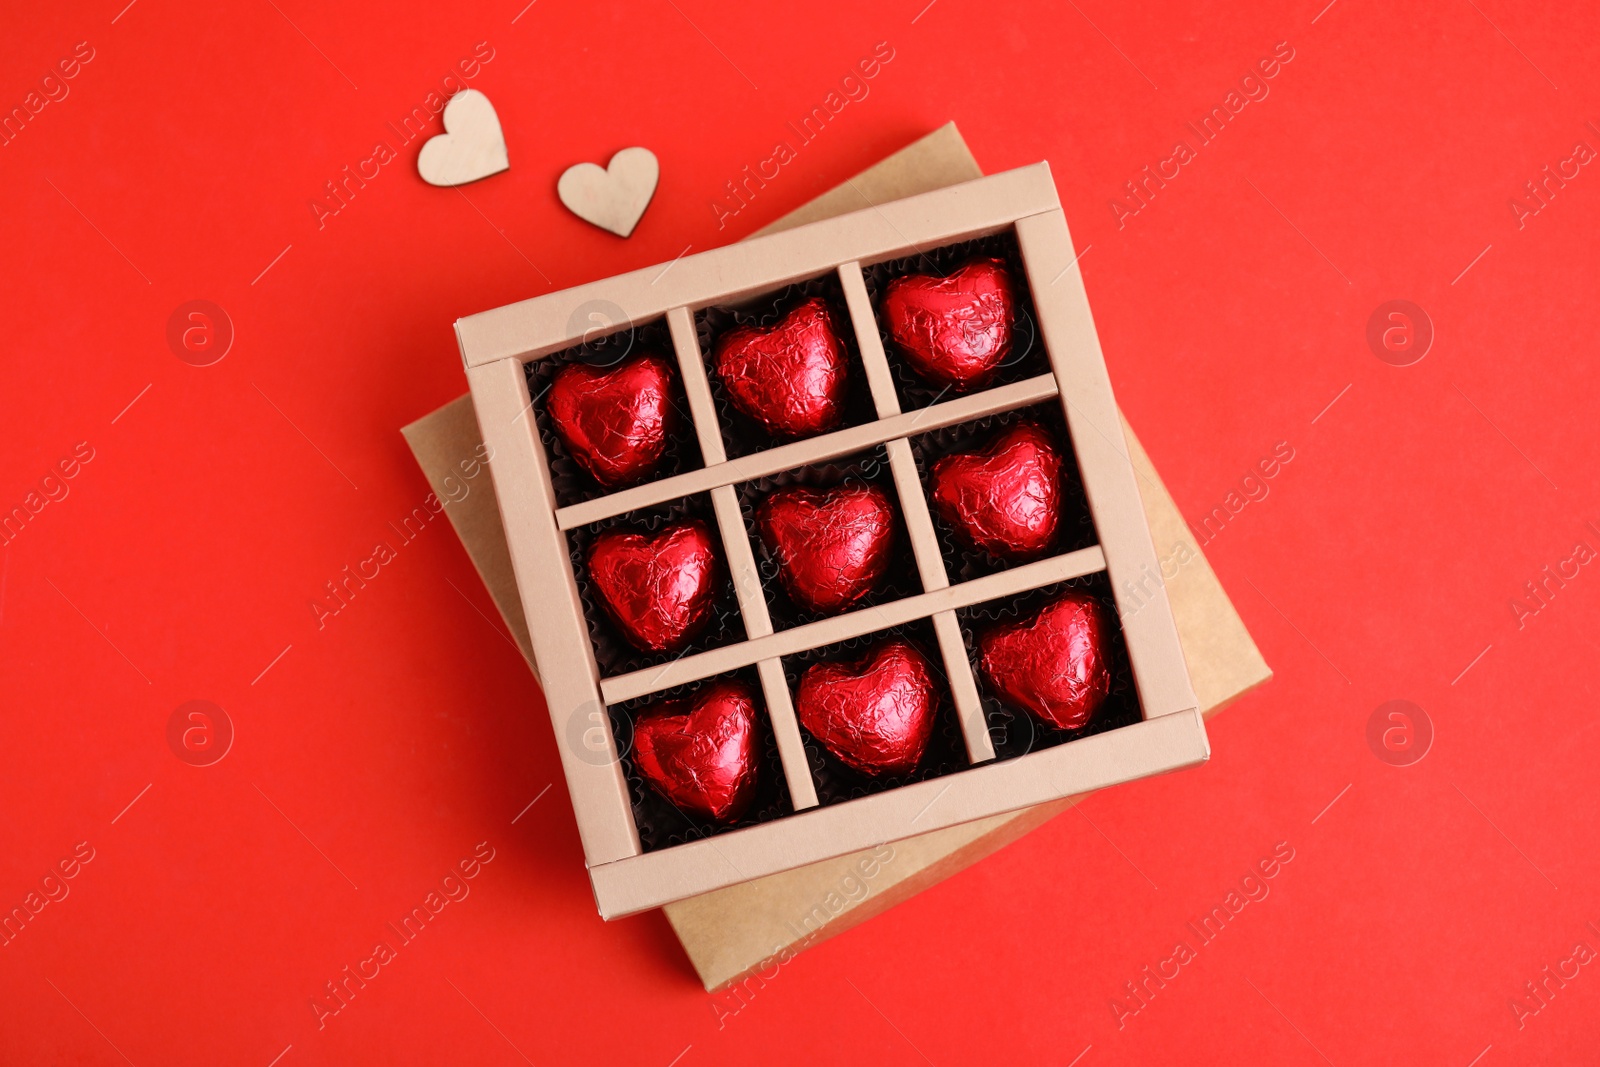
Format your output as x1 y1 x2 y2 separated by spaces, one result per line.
3 2 1597 1063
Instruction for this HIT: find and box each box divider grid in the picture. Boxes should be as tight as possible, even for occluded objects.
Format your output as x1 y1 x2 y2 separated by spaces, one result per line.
599 545 1107 705
462 164 1208 914
551 374 1063 532
466 356 641 863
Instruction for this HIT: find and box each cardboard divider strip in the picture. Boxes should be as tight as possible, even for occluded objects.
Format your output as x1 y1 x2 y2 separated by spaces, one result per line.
465 357 642 864
756 658 819 810
666 305 727 464
599 544 1108 705
933 608 995 763
837 261 901 419
1015 211 1198 721
884 438 948 593
710 484 772 638
458 165 1061 368
553 374 1061 531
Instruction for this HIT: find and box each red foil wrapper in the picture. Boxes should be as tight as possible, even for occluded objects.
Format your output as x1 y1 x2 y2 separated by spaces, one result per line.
978 594 1111 731
632 679 760 823
714 298 849 437
929 421 1063 560
757 483 894 614
588 520 718 653
547 352 676 489
796 640 938 775
883 258 1015 389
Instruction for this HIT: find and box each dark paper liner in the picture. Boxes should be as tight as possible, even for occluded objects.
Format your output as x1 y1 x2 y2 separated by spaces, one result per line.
735 445 923 632
696 272 877 461
609 667 794 853
567 492 744 678
525 317 704 509
780 619 969 808
907 401 1097 583
956 573 1143 762
862 231 1048 411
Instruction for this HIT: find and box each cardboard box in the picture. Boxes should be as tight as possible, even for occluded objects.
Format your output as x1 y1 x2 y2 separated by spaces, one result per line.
456 149 1210 918
405 125 1269 986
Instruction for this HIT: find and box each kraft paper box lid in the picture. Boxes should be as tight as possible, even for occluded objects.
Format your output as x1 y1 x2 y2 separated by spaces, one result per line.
403 123 1271 990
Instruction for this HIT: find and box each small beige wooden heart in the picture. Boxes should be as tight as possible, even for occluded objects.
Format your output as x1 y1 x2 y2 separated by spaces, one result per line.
557 147 659 237
417 89 509 187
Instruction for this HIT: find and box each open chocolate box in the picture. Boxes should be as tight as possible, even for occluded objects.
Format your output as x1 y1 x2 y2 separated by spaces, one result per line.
460 163 1207 919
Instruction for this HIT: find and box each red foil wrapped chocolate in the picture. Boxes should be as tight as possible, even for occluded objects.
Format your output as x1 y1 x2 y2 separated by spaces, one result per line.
713 297 849 438
632 678 760 823
796 640 938 775
756 483 894 615
882 257 1015 389
929 421 1063 560
587 520 718 653
978 593 1111 731
547 352 676 489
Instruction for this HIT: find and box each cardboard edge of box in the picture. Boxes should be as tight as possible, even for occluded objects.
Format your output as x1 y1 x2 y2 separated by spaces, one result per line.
460 159 1209 914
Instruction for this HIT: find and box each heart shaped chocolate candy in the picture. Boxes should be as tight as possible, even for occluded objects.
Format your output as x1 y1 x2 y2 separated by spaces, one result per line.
547 352 676 490
588 520 718 653
882 257 1015 389
929 421 1063 561
796 640 938 775
978 593 1111 731
756 483 894 615
714 298 849 438
633 679 760 822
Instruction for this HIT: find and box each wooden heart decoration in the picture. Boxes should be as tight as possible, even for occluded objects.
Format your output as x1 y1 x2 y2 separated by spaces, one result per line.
558 147 659 237
416 89 509 187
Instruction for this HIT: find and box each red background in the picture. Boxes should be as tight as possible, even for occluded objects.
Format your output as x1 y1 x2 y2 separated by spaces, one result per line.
4 0 1598 1063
